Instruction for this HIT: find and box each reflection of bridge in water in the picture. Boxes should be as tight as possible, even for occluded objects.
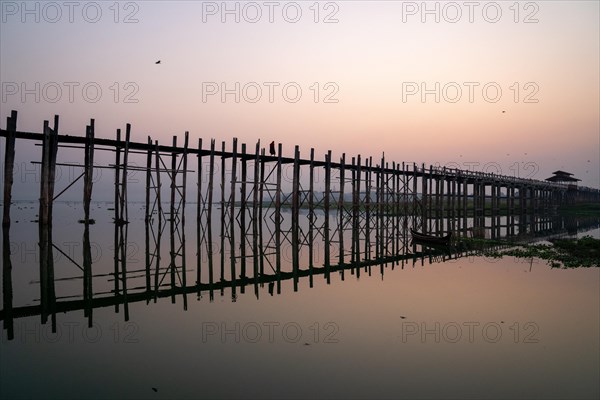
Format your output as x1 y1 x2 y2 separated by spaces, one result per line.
2 111 600 340
2 206 599 341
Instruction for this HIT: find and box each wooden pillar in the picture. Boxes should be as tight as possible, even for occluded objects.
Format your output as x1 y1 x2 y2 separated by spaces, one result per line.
40 117 59 226
240 143 247 284
259 148 266 278
421 164 427 231
308 148 315 276
207 139 215 226
463 180 468 234
229 138 238 243
153 140 162 299
113 130 121 312
427 165 433 233
252 141 260 291
145 137 153 293
229 138 237 299
145 137 153 224
391 162 397 260
292 145 300 291
181 132 189 308
338 153 345 268
196 138 203 290
122 125 131 223
2 110 17 226
219 141 226 285
324 150 331 281
169 136 178 300
354 155 361 267
275 143 282 287
411 163 417 230
83 119 95 223
365 157 372 259
350 156 356 270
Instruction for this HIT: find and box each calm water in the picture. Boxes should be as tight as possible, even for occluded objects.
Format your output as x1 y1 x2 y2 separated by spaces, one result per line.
1 202 599 399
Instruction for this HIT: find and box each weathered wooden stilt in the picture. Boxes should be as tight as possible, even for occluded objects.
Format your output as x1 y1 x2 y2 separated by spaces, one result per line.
275 143 282 293
324 150 331 283
338 153 345 271
2 110 17 226
292 145 300 291
83 119 95 223
308 148 315 287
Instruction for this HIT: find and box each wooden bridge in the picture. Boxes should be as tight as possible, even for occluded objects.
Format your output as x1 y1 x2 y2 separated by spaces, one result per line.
2 111 599 232
1 111 600 340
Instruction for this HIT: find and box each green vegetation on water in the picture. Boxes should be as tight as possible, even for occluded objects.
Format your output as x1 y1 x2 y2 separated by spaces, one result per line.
558 203 600 217
481 235 600 268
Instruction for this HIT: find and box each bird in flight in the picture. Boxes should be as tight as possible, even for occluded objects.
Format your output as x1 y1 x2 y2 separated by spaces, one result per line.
269 141 276 156
155 60 161 64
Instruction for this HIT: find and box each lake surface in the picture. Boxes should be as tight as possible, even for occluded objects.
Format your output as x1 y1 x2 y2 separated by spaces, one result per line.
1 202 599 399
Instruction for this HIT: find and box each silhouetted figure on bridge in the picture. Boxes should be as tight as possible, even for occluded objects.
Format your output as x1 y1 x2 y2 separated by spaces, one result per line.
269 141 276 156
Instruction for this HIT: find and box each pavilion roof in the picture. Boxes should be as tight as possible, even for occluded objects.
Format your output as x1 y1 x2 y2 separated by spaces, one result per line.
551 170 574 176
546 175 580 182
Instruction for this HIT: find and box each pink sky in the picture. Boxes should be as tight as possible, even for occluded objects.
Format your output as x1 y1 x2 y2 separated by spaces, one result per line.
1 1 598 187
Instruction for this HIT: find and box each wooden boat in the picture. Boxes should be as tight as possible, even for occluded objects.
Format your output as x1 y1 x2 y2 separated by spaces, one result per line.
410 229 452 246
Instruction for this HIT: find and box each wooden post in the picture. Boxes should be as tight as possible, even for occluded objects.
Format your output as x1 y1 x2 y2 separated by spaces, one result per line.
230 138 238 245
153 140 162 300
170 136 177 301
196 138 203 290
145 137 152 293
145 137 153 223
83 119 95 223
259 148 266 278
207 139 215 226
1 111 16 338
39 117 58 226
275 143 282 285
308 148 315 275
378 155 385 258
113 129 121 312
365 157 372 259
292 145 300 291
324 150 331 282
354 155 362 267
450 177 456 232
119 124 131 224
240 142 247 285
114 129 121 226
350 156 356 272
252 141 260 293
48 115 59 223
40 120 50 226
356 156 363 277
2 111 17 226
229 138 238 300
463 180 468 234
420 164 427 232
412 163 417 230
220 141 226 233
391 161 397 259
338 153 345 268
181 132 189 308
220 141 226 285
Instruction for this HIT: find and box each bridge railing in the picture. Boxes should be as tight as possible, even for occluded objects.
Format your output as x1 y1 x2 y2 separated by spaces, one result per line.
408 163 574 190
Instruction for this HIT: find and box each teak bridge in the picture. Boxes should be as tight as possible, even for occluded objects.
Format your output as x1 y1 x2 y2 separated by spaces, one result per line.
2 111 598 231
2 111 600 339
